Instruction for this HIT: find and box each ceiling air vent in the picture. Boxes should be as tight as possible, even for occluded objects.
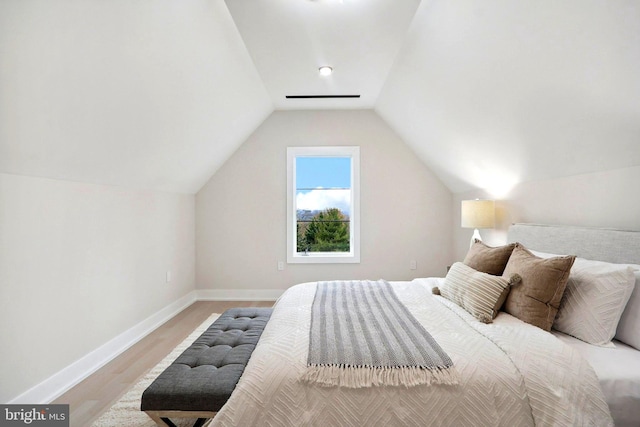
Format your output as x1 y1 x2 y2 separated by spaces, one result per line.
285 95 360 99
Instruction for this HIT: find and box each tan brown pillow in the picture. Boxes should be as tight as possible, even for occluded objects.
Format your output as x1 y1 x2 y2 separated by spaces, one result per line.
503 243 575 331
464 241 516 276
434 262 521 323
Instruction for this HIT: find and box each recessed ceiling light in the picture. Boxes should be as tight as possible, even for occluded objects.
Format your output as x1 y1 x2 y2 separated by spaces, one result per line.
318 66 333 76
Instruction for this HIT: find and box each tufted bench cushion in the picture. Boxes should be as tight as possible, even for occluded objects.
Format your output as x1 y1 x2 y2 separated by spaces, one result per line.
141 307 272 421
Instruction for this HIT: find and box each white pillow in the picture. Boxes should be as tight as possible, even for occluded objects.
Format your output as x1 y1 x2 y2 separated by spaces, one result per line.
615 268 640 350
553 258 636 347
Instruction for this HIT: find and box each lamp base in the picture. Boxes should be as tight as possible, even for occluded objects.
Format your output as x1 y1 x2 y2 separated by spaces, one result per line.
470 228 482 247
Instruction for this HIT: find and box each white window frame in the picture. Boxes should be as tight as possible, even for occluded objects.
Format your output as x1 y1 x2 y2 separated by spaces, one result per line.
287 146 360 264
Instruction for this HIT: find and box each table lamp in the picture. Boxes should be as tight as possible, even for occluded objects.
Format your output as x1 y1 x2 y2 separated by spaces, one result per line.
461 199 495 247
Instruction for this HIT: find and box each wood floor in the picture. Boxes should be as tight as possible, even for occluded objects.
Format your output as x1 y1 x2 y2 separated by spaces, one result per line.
53 300 274 427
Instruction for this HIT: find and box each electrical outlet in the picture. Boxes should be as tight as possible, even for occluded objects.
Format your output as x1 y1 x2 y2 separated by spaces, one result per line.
166 271 171 283
409 260 417 270
277 261 285 271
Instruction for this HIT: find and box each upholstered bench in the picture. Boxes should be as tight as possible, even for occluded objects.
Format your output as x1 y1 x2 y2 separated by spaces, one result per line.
141 307 273 427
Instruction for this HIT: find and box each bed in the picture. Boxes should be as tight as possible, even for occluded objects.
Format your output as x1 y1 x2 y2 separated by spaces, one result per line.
508 223 640 426
210 223 640 426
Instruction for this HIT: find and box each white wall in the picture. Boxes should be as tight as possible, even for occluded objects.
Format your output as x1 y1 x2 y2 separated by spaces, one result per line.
196 110 453 295
452 166 640 261
0 173 195 403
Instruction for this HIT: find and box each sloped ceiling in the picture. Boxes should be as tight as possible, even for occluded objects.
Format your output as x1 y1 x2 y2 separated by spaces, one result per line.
1 0 639 195
376 0 640 194
0 0 272 194
224 0 420 109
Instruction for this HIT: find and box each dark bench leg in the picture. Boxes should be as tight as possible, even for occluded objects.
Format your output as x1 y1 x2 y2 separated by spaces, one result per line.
159 417 209 427
160 418 177 427
146 411 216 427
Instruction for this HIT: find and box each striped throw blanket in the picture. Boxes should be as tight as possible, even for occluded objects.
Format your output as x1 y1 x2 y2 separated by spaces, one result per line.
301 280 458 388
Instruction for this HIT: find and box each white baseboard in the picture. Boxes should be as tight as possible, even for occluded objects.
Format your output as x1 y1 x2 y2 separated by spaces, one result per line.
195 288 283 301
9 288 281 404
9 291 197 405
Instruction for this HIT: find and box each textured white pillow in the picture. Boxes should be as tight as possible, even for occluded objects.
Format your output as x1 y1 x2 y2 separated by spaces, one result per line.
615 268 640 350
554 258 636 347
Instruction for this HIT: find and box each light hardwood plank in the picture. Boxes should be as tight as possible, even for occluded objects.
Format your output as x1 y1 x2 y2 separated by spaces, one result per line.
53 300 273 427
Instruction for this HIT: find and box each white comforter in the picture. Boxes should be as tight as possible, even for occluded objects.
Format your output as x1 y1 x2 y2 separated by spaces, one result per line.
212 279 613 426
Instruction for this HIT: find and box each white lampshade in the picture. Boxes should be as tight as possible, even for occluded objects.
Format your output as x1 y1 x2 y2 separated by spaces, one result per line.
461 199 495 229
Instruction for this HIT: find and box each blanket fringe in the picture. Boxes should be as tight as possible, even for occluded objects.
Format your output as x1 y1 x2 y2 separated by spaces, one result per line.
300 364 459 388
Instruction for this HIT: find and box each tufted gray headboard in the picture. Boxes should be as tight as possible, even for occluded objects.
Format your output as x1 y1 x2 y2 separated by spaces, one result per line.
507 223 640 264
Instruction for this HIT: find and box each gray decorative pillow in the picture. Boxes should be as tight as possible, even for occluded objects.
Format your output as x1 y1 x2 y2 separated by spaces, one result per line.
434 262 520 323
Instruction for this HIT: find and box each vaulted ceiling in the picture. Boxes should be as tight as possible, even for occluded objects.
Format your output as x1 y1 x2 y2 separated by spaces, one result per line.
377 0 640 194
0 0 272 193
1 0 639 194
225 0 420 109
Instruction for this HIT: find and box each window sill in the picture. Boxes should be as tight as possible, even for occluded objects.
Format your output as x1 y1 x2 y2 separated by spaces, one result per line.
287 253 360 264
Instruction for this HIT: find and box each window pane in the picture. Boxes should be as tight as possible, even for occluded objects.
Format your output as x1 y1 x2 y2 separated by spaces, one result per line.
296 157 351 189
295 157 351 253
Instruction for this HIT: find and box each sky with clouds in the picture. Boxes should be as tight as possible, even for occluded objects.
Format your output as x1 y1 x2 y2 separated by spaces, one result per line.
296 156 351 214
296 189 351 214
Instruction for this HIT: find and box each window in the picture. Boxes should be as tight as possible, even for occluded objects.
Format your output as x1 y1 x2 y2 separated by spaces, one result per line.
287 146 360 264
